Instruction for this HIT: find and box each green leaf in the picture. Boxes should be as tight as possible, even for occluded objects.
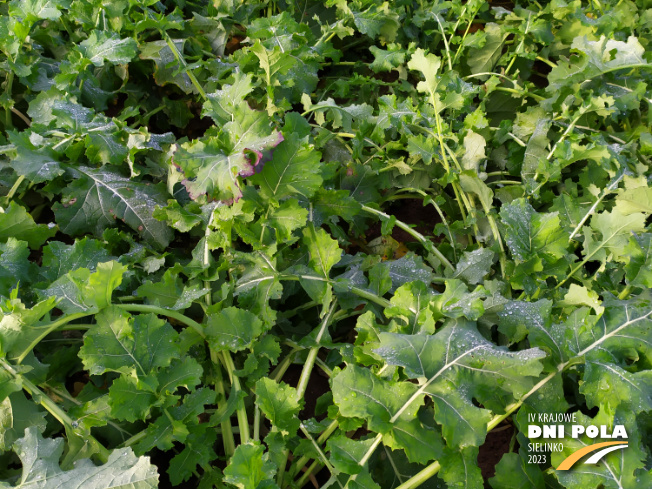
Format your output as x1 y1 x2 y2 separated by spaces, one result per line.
0 296 58 360
624 233 652 288
374 320 545 446
152 200 203 233
85 129 129 166
203 72 255 125
381 254 435 293
250 41 296 84
332 364 442 464
499 199 568 263
407 48 441 103
39 261 127 314
521 119 551 191
467 23 506 74
332 364 423 433
384 281 436 334
249 133 323 200
460 131 486 173
0 239 37 296
452 248 494 284
615 179 652 215
431 279 486 321
311 189 362 223
407 134 438 165
136 270 209 311
2 427 158 488
79 31 138 66
572 35 647 77
326 436 377 475
9 0 65 21
560 283 604 315
302 225 342 278
167 429 218 486
108 375 158 422
265 199 308 243
139 40 196 94
40 238 115 282
584 208 647 264
80 307 179 377
459 172 493 211
223 442 278 489
206 307 264 352
135 389 215 453
233 249 283 325
0 392 46 451
174 107 283 202
301 96 373 132
67 396 111 431
255 378 302 436
7 131 64 184
156 358 203 396
498 299 561 360
489 452 545 489
438 446 483 489
53 166 173 250
350 1 399 41
369 44 406 72
0 203 57 249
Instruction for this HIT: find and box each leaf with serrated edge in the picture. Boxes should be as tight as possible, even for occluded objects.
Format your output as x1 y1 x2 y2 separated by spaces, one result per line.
3 426 158 488
53 166 173 250
206 306 264 352
80 307 179 377
373 319 545 447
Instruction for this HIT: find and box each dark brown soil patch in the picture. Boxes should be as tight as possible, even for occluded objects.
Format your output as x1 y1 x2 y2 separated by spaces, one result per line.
478 423 514 480
282 363 331 419
365 198 442 244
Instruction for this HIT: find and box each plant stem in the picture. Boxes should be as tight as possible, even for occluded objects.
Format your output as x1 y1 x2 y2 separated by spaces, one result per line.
0 358 110 462
211 349 235 457
4 72 14 130
279 301 337 487
120 430 148 448
15 312 87 364
296 460 322 489
383 187 457 260
349 286 392 309
10 107 31 126
161 31 207 100
288 419 339 480
299 423 341 485
435 16 453 71
4 175 25 201
618 285 632 300
278 275 394 309
44 383 132 440
115 304 205 337
220 351 250 444
492 86 545 101
253 405 261 442
270 347 301 382
395 461 442 489
360 205 454 271
536 55 557 68
296 301 337 400
568 174 623 241
279 301 318 320
488 179 521 186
